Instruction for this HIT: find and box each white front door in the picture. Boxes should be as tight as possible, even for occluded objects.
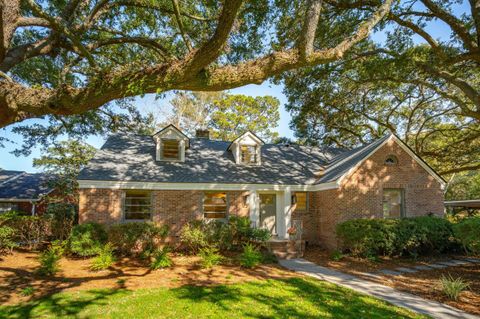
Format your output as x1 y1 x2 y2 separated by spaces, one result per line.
259 194 277 235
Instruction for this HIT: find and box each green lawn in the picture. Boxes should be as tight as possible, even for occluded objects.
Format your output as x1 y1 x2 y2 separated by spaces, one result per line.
0 277 427 319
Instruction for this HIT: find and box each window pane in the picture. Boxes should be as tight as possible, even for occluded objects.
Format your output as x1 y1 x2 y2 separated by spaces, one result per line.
383 189 403 218
241 145 256 164
0 202 18 213
124 191 151 220
295 192 307 210
162 139 180 159
204 192 227 219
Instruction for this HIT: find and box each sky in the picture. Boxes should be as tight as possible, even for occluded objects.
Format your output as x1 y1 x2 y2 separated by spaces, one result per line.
0 1 469 173
0 82 292 172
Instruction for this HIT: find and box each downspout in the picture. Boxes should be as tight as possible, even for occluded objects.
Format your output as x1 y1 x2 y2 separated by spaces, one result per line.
31 201 36 216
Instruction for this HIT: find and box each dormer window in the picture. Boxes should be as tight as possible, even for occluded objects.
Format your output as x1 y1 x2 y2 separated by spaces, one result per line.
241 145 257 164
161 139 180 160
153 124 190 162
228 131 264 165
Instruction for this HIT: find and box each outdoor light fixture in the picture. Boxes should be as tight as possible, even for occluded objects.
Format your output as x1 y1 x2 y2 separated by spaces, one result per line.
243 194 249 207
291 194 297 204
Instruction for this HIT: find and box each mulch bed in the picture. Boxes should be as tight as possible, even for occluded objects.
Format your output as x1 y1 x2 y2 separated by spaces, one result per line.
0 250 294 305
304 246 480 316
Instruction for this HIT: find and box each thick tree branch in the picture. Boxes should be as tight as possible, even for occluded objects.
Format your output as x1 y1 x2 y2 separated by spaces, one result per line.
298 0 323 60
15 16 50 28
420 65 480 115
179 0 244 76
470 0 480 45
420 0 477 49
0 0 393 128
0 0 21 61
388 14 445 57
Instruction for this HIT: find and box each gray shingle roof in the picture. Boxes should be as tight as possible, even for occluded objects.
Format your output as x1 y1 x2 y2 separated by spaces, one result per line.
79 133 391 185
0 169 24 183
0 172 53 200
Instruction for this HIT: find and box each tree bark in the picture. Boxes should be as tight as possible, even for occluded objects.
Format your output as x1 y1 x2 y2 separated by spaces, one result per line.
0 0 394 128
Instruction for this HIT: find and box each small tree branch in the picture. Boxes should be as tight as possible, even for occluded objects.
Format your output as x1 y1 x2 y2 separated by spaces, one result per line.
25 0 97 68
171 0 193 51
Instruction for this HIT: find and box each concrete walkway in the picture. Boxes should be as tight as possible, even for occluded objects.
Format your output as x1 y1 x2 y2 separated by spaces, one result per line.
371 258 480 278
280 258 478 319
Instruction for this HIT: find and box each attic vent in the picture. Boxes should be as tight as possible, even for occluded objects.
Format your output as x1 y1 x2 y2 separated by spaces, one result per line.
196 129 210 139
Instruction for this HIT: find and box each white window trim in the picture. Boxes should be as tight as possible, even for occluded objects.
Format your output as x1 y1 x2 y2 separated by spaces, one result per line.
382 188 405 218
202 191 229 220
122 190 153 222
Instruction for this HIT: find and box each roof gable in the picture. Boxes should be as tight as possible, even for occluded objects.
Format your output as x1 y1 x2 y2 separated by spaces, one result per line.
227 131 265 150
332 134 446 187
152 124 190 147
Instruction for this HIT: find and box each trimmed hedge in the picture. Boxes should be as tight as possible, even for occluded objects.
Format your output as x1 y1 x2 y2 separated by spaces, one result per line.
336 216 454 257
107 222 169 256
180 216 271 253
453 217 480 255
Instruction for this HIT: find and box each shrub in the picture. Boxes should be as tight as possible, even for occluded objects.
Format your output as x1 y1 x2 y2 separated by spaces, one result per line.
45 203 76 241
336 218 399 257
38 241 64 276
261 251 278 264
180 217 271 254
453 217 480 255
439 275 469 300
90 243 115 271
336 216 454 257
0 225 17 254
107 222 169 256
229 216 271 246
0 212 51 249
150 247 172 270
330 250 344 261
68 223 107 257
179 222 209 253
240 243 262 268
396 216 453 256
199 247 223 268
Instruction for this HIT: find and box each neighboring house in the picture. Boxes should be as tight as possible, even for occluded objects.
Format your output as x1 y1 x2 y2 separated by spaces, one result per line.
0 170 53 215
78 125 446 249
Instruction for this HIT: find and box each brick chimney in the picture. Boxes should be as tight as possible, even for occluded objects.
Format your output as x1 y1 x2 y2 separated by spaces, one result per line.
195 129 210 139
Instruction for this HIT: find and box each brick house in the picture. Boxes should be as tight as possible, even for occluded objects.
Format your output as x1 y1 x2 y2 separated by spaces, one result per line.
0 170 53 215
78 125 446 249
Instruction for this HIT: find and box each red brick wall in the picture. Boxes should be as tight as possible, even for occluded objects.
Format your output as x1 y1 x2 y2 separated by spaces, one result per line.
79 189 250 240
309 139 444 249
79 188 123 224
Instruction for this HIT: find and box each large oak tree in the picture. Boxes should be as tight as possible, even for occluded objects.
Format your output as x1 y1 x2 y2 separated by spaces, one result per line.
281 0 480 176
0 0 393 129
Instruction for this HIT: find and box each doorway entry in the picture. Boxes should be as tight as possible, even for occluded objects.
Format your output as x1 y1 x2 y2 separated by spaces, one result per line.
259 194 277 235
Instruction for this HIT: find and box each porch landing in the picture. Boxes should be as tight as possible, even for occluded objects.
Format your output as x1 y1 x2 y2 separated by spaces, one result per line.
266 239 305 260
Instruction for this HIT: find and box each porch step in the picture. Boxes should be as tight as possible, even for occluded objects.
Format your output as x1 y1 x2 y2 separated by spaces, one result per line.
267 240 305 260
272 251 303 260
